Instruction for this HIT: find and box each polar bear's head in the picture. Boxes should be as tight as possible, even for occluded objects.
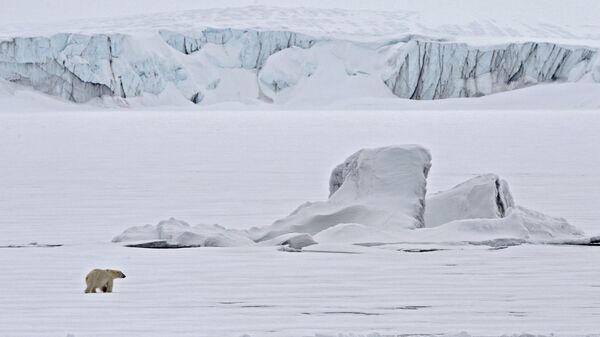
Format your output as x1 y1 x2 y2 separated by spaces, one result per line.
106 269 126 279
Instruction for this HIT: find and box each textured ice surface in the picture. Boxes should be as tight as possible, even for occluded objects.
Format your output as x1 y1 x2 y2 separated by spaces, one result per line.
0 34 194 103
384 41 597 99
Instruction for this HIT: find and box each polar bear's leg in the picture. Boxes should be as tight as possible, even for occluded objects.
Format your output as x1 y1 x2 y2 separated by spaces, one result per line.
85 275 93 293
106 279 113 293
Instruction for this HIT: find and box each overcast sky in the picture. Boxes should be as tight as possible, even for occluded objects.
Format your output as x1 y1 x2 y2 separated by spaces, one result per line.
0 0 597 26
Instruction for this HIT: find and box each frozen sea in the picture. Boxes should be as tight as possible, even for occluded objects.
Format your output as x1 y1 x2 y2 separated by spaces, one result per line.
1 108 600 336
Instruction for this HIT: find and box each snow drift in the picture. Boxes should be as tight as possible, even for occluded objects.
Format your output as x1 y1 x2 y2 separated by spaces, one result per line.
417 205 585 244
1 25 598 105
312 207 584 246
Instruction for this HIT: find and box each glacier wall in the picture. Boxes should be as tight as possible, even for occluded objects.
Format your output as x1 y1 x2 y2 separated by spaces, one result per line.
384 40 597 99
0 34 189 103
159 29 318 69
0 28 598 105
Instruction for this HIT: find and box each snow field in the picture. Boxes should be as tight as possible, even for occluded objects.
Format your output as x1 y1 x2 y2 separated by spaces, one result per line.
1 92 600 337
1 243 600 337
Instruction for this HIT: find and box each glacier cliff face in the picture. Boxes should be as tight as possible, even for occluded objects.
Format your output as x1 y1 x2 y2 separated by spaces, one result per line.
159 29 318 69
0 28 598 105
0 34 189 103
384 40 597 99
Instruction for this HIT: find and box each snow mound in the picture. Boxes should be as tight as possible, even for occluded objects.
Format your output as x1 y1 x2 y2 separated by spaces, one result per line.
249 145 432 241
258 233 318 250
413 206 585 244
112 218 254 247
425 174 514 227
313 206 585 246
313 223 401 245
257 46 317 101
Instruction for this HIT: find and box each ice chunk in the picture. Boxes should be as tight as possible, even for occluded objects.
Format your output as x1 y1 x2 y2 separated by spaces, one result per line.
258 233 318 249
425 174 514 227
112 218 254 247
313 223 402 245
249 145 432 241
412 206 585 243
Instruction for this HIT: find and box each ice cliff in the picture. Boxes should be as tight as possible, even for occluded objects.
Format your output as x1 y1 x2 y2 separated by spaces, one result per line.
0 34 195 103
384 40 597 99
159 29 317 69
1 28 598 105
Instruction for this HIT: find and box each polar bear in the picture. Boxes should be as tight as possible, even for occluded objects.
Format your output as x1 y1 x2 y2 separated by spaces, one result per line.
84 269 126 293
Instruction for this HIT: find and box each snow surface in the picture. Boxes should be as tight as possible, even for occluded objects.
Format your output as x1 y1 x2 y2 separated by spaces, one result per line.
2 3 600 44
2 243 600 337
